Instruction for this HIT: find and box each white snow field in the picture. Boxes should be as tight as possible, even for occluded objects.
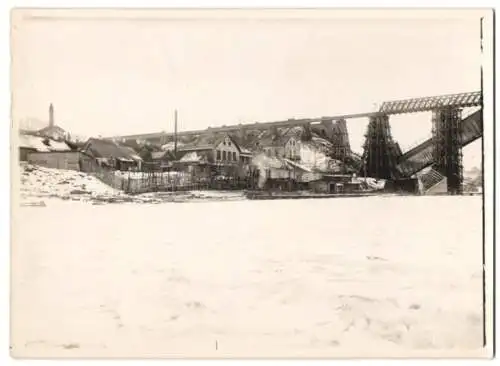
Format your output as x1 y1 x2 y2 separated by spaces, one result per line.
11 196 484 358
17 163 245 205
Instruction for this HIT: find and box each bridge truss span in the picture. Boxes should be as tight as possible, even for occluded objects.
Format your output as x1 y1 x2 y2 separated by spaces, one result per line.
378 91 482 115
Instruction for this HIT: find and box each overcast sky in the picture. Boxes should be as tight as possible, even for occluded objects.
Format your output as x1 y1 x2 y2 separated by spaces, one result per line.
12 9 485 168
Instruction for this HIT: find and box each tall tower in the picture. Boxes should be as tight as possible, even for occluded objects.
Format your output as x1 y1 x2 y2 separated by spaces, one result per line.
334 119 351 160
360 114 399 179
49 103 54 128
432 107 463 194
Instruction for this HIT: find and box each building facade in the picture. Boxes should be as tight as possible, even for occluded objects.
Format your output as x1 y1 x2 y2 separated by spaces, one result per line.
28 151 82 171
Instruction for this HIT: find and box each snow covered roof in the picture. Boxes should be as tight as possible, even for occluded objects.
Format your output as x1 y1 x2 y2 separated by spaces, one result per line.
18 134 72 152
179 151 205 163
179 133 244 153
19 135 51 152
151 151 166 160
120 146 142 161
240 147 253 155
83 138 142 162
48 139 72 151
251 154 291 170
161 141 185 151
116 157 135 162
283 159 312 173
151 150 176 160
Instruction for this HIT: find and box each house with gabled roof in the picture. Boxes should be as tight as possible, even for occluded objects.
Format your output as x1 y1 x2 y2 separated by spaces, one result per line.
175 133 253 165
150 150 176 171
81 138 143 171
254 128 301 161
18 133 77 167
238 146 253 164
172 132 252 179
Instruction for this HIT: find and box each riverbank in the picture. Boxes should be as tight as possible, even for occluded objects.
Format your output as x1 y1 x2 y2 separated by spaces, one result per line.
245 190 394 200
18 164 246 206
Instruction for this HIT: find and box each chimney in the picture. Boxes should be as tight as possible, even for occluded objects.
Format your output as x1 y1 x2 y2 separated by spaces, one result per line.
49 103 54 128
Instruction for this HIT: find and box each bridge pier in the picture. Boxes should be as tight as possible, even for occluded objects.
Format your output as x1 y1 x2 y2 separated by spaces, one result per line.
331 119 351 161
361 114 399 179
431 107 463 195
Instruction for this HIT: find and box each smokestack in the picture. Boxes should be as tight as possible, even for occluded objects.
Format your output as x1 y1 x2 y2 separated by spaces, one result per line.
49 103 54 128
174 110 178 157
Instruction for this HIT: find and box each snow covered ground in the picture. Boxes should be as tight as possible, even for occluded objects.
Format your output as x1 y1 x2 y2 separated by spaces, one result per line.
19 164 125 203
11 195 484 358
18 164 245 205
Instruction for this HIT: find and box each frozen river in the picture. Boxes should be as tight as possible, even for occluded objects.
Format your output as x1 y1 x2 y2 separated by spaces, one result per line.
11 195 484 358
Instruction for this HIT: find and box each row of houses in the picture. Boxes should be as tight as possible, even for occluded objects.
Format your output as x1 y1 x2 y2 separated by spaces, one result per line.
19 130 368 193
149 134 253 171
18 102 343 169
18 102 367 193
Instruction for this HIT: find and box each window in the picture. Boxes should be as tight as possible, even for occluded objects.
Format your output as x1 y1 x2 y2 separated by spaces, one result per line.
233 151 236 161
217 150 221 160
223 151 227 160
228 141 232 146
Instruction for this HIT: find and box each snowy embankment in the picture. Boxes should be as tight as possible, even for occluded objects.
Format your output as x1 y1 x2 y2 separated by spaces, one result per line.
11 196 485 358
18 163 245 205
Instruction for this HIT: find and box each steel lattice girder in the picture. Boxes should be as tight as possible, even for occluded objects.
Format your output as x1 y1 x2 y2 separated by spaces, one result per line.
379 91 481 114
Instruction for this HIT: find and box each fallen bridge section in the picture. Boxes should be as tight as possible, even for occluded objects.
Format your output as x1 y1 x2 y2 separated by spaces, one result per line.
396 109 482 178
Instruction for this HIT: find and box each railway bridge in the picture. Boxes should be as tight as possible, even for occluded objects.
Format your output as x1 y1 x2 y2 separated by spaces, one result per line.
109 91 482 194
363 91 482 194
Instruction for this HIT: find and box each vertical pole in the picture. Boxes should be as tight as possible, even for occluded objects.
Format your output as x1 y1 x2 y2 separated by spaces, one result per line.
174 110 178 159
364 118 370 178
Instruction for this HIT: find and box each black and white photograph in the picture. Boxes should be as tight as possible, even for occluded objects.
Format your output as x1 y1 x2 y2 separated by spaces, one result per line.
9 7 494 359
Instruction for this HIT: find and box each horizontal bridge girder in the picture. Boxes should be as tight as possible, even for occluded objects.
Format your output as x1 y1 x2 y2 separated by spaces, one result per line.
108 91 481 142
379 91 481 114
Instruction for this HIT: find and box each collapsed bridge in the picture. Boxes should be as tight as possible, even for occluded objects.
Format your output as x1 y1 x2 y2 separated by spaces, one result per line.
362 91 482 194
109 91 482 194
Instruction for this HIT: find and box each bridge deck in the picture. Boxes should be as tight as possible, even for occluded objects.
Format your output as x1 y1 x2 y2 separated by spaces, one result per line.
109 91 481 142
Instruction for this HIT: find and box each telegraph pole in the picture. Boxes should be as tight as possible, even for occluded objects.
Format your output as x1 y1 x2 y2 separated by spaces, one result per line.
174 109 178 158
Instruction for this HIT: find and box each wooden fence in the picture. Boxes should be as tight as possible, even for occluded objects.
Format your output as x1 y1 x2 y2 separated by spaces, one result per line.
80 157 259 194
